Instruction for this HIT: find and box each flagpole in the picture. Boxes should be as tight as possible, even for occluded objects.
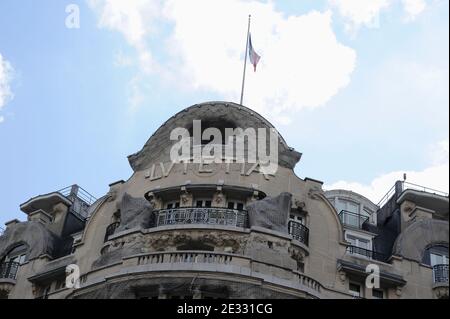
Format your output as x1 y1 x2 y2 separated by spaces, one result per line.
240 15 251 106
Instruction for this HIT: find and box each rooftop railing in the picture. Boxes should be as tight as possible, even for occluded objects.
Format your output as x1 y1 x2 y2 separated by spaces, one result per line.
0 227 4 237
433 264 449 284
377 181 448 208
58 185 97 206
346 245 388 262
0 261 20 280
338 210 369 229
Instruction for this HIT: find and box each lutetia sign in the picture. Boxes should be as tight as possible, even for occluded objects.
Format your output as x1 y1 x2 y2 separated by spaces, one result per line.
145 160 276 181
167 120 279 176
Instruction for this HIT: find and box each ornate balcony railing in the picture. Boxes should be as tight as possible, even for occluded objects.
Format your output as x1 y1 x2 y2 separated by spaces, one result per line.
346 245 388 262
137 251 234 266
339 210 369 229
288 221 309 246
433 264 449 284
104 222 121 242
0 261 20 280
155 207 248 228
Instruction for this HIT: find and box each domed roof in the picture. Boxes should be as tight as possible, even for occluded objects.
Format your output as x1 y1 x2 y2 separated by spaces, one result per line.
128 101 301 172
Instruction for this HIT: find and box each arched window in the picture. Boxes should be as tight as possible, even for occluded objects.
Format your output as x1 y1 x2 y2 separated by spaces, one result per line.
422 244 449 266
422 244 449 284
4 244 28 265
0 244 28 281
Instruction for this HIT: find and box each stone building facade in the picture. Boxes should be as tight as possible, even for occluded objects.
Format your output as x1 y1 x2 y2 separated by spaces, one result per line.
0 101 448 299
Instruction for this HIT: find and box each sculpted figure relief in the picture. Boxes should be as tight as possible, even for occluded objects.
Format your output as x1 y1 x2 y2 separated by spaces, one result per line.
116 193 155 232
246 192 292 233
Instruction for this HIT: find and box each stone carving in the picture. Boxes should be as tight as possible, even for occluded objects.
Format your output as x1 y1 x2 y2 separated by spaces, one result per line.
307 188 321 200
294 199 306 210
180 192 191 205
0 221 58 261
116 193 155 232
106 189 118 202
246 192 292 233
339 271 347 285
213 192 224 205
392 219 449 263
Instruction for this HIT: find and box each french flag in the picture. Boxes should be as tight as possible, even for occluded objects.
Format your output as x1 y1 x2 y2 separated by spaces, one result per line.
248 33 261 72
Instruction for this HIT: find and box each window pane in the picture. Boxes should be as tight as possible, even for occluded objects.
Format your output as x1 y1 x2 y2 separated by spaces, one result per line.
349 283 361 296
372 289 383 299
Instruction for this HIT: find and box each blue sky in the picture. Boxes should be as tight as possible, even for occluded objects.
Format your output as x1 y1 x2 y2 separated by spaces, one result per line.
0 0 448 227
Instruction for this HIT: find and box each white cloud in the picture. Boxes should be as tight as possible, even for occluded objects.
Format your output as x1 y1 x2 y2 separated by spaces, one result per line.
127 76 145 113
402 0 427 21
329 0 390 31
87 0 164 73
88 0 356 123
114 51 134 67
329 0 428 32
0 53 14 121
325 139 449 204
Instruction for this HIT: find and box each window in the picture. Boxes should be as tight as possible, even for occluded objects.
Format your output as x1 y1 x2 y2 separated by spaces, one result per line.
430 252 449 266
337 199 359 215
372 289 384 299
347 234 371 250
196 200 212 208
289 214 304 225
5 244 28 265
166 202 180 209
227 201 245 210
349 283 362 298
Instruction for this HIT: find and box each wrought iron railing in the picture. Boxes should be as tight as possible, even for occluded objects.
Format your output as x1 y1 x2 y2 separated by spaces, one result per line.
137 251 234 266
288 221 309 246
377 181 448 208
104 222 121 242
346 245 388 262
0 261 20 280
58 185 97 206
433 264 449 284
155 207 248 228
339 210 369 229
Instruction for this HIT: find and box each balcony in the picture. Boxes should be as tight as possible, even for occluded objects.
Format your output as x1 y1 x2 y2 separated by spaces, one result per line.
20 184 97 221
339 210 369 229
433 264 449 284
155 207 248 228
0 261 19 280
346 245 388 262
104 222 120 242
288 221 309 246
